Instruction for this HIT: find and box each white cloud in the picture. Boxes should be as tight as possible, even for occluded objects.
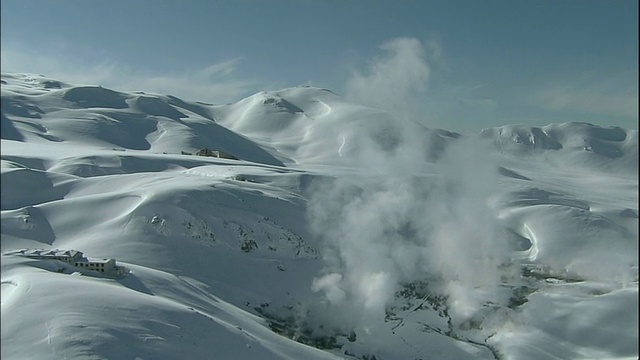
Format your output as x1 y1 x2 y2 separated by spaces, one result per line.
0 45 256 104
197 59 242 78
121 61 254 104
534 79 639 119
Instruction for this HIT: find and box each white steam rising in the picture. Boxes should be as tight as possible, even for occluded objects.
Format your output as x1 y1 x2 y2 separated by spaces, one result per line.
307 37 517 332
346 37 430 123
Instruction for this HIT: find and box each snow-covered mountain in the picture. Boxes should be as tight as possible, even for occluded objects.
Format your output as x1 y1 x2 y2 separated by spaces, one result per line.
1 72 637 359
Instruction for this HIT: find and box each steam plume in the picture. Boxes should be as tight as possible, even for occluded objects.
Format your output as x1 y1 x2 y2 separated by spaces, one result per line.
307 38 516 333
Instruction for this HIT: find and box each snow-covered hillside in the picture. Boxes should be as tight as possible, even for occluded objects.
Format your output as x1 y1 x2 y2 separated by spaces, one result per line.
1 73 638 360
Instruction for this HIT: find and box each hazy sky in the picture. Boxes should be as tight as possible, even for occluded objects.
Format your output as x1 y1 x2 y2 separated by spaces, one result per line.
1 0 637 133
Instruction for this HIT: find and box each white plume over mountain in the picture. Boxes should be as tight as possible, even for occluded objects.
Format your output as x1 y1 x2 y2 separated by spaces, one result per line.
1 72 637 359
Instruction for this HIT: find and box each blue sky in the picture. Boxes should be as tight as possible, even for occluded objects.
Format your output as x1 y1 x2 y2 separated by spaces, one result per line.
1 0 637 133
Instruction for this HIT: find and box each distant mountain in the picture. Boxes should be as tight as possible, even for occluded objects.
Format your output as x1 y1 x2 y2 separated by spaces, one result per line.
2 73 638 360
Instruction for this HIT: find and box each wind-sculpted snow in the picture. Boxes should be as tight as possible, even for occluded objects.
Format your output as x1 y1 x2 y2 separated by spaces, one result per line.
1 73 638 360
481 122 638 173
1 256 341 360
1 74 283 166
63 86 130 109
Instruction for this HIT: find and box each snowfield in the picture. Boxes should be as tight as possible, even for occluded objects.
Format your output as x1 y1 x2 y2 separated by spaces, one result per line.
1 72 638 359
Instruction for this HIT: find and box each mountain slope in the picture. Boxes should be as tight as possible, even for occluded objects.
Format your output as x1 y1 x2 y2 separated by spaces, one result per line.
2 73 638 359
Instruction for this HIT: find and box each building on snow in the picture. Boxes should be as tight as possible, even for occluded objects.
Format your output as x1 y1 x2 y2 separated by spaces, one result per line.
3 248 129 278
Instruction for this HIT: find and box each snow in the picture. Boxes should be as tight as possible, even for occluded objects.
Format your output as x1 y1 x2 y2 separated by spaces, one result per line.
1 72 638 359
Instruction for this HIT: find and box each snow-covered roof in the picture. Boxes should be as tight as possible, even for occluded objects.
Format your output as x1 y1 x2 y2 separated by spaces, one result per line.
4 248 84 259
76 258 115 264
23 249 82 258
